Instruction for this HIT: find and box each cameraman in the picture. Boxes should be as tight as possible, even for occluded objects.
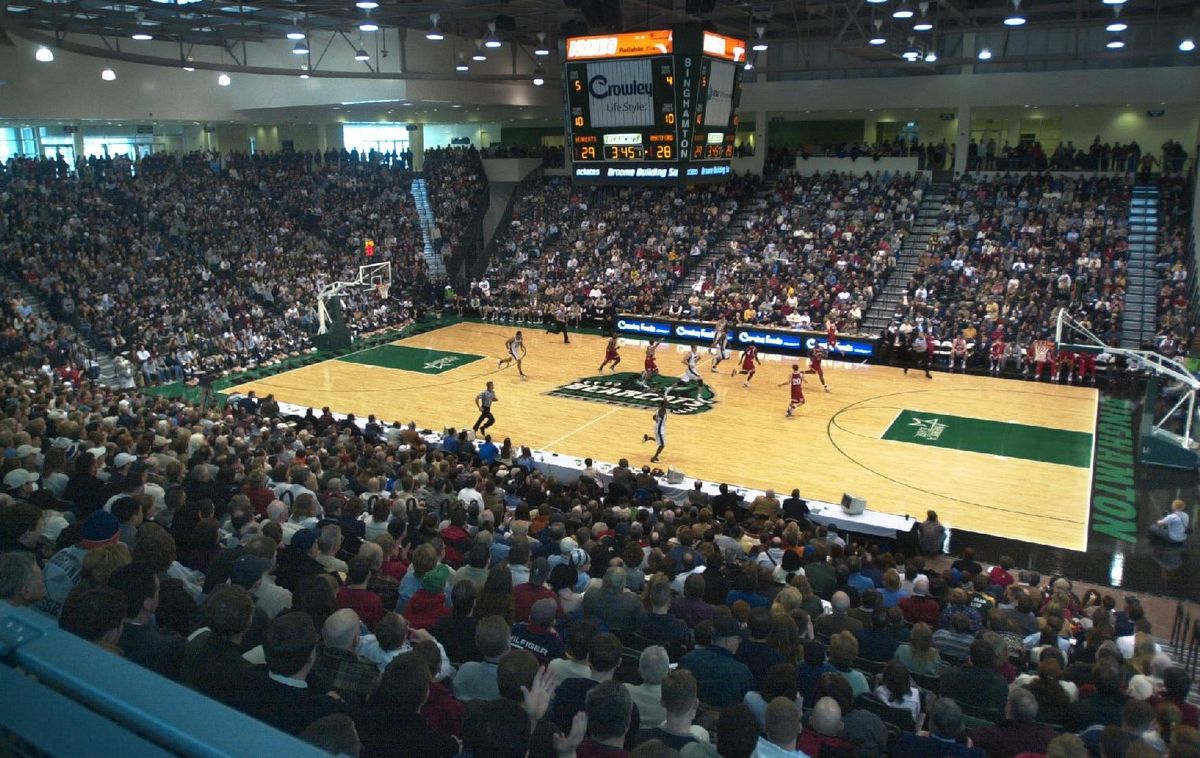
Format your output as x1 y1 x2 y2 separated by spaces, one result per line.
1149 499 1190 545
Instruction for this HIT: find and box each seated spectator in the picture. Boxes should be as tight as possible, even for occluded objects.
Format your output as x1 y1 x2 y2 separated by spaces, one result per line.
969 687 1059 758
797 697 855 757
827 630 870 697
513 557 557 623
0 552 45 608
58 585 127 654
551 632 641 743
626 646 672 727
899 575 940 626
108 561 186 680
636 670 709 749
432 580 479 664
510 597 565 664
180 584 257 704
679 613 756 707
636 573 691 649
856 607 901 662
579 681 635 758
309 608 379 705
454 615 511 702
336 555 385 631
892 697 984 758
1019 655 1074 725
939 639 1009 717
671 573 715 629
358 613 453 680
1064 660 1129 733
745 663 804 729
797 640 836 705
353 652 458 758
873 660 921 721
815 591 862 638
230 611 342 735
894 622 943 677
738 607 786 690
584 566 645 635
405 562 451 631
275 528 325 593
1150 668 1200 729
463 649 554 758
934 612 977 662
816 672 887 758
1079 700 1160 756
751 697 806 758
411 640 463 739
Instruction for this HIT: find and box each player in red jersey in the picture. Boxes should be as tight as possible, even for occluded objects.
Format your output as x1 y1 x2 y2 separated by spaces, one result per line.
779 364 806 417
1030 340 1054 380
950 335 970 373
731 343 761 387
638 339 662 388
805 345 831 392
1055 348 1075 383
989 336 1006 376
826 320 838 353
1074 350 1097 384
598 334 621 373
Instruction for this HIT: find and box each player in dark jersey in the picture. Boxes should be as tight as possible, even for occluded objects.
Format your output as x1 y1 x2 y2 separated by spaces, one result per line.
598 334 621 373
710 325 732 373
732 344 761 387
642 397 668 463
779 364 806 417
806 345 831 392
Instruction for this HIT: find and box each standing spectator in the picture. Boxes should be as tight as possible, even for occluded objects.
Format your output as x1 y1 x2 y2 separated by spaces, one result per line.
918 510 947 554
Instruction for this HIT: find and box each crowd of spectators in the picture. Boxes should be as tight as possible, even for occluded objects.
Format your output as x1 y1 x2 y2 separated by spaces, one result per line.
673 171 920 334
424 148 488 267
1152 178 1194 359
0 151 431 382
0 365 1195 756
460 176 759 325
768 143 952 173
884 173 1132 365
966 138 1190 178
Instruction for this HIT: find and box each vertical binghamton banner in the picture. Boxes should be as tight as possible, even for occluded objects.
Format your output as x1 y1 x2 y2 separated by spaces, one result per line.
586 59 656 128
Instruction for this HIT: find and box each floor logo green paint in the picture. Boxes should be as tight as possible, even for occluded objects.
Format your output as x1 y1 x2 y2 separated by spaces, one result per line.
338 345 483 375
547 372 716 415
1090 397 1137 543
882 409 1093 468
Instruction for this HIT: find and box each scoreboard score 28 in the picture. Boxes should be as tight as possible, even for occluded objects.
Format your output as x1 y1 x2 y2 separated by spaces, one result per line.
564 27 745 184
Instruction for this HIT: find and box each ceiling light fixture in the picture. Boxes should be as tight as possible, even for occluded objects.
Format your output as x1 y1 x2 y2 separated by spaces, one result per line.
484 22 501 48
912 1 932 31
455 52 469 71
354 0 378 8
131 30 153 40
893 3 914 20
869 19 886 45
182 55 195 71
866 0 887 4
426 13 443 41
217 72 231 86
978 46 992 60
355 47 370 61
292 40 309 54
1181 38 1197 52
299 72 310 79
34 46 54 62
924 49 938 62
101 68 116 81
532 64 545 86
286 23 305 40
752 26 768 51
744 59 753 70
534 31 550 56
1106 20 1127 32
1106 35 1125 49
1004 0 1026 26
472 41 487 61
1101 0 1125 4
359 19 378 32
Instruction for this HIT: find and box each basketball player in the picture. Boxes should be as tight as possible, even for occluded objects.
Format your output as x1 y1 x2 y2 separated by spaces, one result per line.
642 397 668 463
950 334 970 373
732 343 761 387
473 381 498 434
826 320 838 353
497 330 528 380
670 344 709 397
989 335 1007 376
639 339 663 388
779 363 806 417
1074 350 1097 385
806 345 831 392
710 324 732 372
598 334 621 373
1031 340 1054 381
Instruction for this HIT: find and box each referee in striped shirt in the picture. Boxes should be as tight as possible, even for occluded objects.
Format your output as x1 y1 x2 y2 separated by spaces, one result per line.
473 381 497 434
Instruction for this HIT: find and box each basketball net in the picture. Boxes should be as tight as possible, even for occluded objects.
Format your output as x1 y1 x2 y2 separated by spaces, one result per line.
377 282 390 300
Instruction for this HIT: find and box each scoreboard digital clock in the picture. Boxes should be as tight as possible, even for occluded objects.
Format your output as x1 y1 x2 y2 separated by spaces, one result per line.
564 26 745 184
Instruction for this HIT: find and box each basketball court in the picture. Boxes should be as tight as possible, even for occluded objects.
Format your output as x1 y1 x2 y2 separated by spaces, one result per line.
226 321 1099 551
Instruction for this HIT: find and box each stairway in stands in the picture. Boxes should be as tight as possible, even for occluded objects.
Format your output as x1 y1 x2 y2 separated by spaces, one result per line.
1120 185 1160 350
409 178 447 279
0 272 127 387
860 178 952 334
668 178 777 302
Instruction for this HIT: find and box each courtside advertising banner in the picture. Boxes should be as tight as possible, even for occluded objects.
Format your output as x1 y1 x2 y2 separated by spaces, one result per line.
614 315 877 358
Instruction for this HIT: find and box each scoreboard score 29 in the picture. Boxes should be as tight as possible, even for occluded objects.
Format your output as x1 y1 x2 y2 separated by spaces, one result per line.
564 26 745 184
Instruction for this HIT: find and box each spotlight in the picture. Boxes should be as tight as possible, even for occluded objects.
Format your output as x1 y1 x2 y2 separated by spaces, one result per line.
217 73 231 86
101 68 116 81
534 31 550 56
978 47 992 60
426 13 443 41
869 19 885 45
34 46 54 62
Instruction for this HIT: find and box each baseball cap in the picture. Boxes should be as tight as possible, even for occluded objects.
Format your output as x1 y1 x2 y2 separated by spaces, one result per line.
422 563 450 593
529 557 551 585
113 452 138 468
81 511 120 548
3 469 39 491
15 444 38 458
87 447 108 461
230 555 272 589
290 528 319 553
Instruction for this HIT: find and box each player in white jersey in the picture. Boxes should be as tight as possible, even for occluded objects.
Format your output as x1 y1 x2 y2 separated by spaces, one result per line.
642 397 668 463
710 324 732 372
497 330 528 380
669 345 710 397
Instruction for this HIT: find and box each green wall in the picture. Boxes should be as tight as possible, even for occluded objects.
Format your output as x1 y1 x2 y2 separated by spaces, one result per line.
498 127 562 148
767 119 866 148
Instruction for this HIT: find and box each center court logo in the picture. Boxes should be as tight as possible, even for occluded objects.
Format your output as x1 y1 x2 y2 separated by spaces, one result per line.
547 372 716 416
907 417 948 441
423 356 461 371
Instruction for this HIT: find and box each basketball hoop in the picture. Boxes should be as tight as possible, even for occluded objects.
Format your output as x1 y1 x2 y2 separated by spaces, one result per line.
377 282 390 300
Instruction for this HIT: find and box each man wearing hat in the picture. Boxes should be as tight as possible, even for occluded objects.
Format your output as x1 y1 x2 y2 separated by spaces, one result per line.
37 510 120 617
509 597 565 664
405 562 452 631
274 528 326 593
513 557 559 623
678 612 755 707
4 469 40 503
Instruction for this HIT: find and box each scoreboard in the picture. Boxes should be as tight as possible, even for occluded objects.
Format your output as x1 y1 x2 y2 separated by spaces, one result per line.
564 26 745 184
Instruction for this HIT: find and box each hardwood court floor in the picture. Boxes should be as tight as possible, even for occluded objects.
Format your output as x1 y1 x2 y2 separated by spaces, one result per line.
228 322 1099 551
